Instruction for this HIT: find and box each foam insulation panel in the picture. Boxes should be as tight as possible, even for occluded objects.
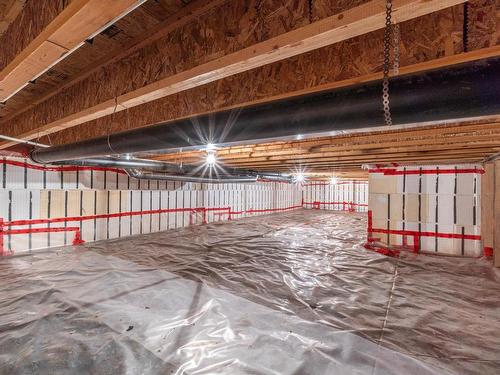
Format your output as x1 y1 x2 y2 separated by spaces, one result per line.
303 181 368 212
368 165 483 257
0 157 302 255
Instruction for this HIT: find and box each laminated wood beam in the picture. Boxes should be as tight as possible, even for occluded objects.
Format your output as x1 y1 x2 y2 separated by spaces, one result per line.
152 122 500 162
156 135 500 162
157 146 500 166
224 156 486 169
0 0 228 124
496 160 500 267
0 0 467 148
0 0 142 102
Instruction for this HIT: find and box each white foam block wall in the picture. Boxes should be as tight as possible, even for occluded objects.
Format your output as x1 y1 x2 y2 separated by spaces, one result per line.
302 181 368 212
368 164 482 257
0 157 302 255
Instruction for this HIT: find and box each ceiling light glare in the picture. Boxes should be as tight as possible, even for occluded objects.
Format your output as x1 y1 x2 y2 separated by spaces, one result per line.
329 176 338 185
206 151 217 167
206 143 216 151
294 173 305 183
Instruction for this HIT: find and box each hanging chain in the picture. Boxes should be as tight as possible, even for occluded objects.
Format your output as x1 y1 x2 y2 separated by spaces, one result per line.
382 0 393 126
393 23 400 75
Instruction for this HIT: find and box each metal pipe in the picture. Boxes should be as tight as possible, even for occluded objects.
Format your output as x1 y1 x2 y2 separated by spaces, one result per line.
125 169 259 183
37 156 292 183
32 57 500 164
0 134 49 148
52 157 183 171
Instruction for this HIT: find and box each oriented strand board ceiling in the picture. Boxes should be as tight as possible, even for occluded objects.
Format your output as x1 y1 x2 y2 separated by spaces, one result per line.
0 0 196 120
0 0 499 174
0 0 25 36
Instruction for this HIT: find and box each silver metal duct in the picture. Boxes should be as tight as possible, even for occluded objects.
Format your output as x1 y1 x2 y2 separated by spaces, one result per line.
125 169 259 183
47 157 292 183
53 157 181 171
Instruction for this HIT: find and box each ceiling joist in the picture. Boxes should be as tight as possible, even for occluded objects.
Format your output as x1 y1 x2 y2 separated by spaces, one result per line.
0 0 467 148
0 0 143 103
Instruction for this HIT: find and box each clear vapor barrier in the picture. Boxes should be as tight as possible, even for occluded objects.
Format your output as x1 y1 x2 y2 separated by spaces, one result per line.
1 210 499 374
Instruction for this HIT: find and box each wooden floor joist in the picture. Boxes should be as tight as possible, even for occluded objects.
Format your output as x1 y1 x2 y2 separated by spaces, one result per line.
151 122 500 171
0 0 468 149
0 0 228 125
0 0 142 102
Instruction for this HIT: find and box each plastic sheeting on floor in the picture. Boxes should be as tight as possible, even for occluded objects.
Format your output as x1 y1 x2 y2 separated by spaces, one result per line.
1 210 499 375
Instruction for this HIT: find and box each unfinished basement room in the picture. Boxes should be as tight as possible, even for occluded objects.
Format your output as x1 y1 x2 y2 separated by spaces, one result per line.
1 0 500 374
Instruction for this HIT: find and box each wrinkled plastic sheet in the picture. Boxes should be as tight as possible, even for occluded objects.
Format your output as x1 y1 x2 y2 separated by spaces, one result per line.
1 210 499 375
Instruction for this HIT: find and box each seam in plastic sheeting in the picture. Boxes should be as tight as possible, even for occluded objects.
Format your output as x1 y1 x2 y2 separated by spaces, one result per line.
2 211 498 374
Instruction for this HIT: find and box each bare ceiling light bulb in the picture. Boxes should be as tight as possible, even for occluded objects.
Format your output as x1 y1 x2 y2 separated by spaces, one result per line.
330 176 338 185
294 173 305 183
206 152 217 166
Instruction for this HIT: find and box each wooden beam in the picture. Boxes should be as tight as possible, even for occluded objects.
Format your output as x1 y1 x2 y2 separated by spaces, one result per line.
495 160 500 267
224 154 486 169
152 122 500 163
0 0 142 102
158 137 500 162
0 0 228 125
0 0 467 147
482 162 495 264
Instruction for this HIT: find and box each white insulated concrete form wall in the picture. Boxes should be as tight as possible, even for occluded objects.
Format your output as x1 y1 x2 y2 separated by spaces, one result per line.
368 164 483 257
302 181 368 212
0 157 302 255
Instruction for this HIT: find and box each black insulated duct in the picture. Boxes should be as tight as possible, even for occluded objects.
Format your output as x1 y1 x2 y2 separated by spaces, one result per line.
31 57 500 164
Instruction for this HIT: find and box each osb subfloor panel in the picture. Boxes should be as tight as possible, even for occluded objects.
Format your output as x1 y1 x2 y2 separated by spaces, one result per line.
1 210 499 374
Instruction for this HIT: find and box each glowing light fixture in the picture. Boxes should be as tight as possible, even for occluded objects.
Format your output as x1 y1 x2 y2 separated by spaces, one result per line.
294 173 305 183
206 151 217 167
329 176 338 185
206 143 216 151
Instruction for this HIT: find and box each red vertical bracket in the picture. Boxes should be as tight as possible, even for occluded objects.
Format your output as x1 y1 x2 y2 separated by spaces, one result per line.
484 247 493 257
202 208 207 224
367 210 373 243
413 234 420 253
0 218 4 256
72 229 85 245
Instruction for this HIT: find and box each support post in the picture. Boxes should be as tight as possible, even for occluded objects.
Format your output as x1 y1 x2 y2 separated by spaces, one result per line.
482 160 500 266
0 218 4 256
